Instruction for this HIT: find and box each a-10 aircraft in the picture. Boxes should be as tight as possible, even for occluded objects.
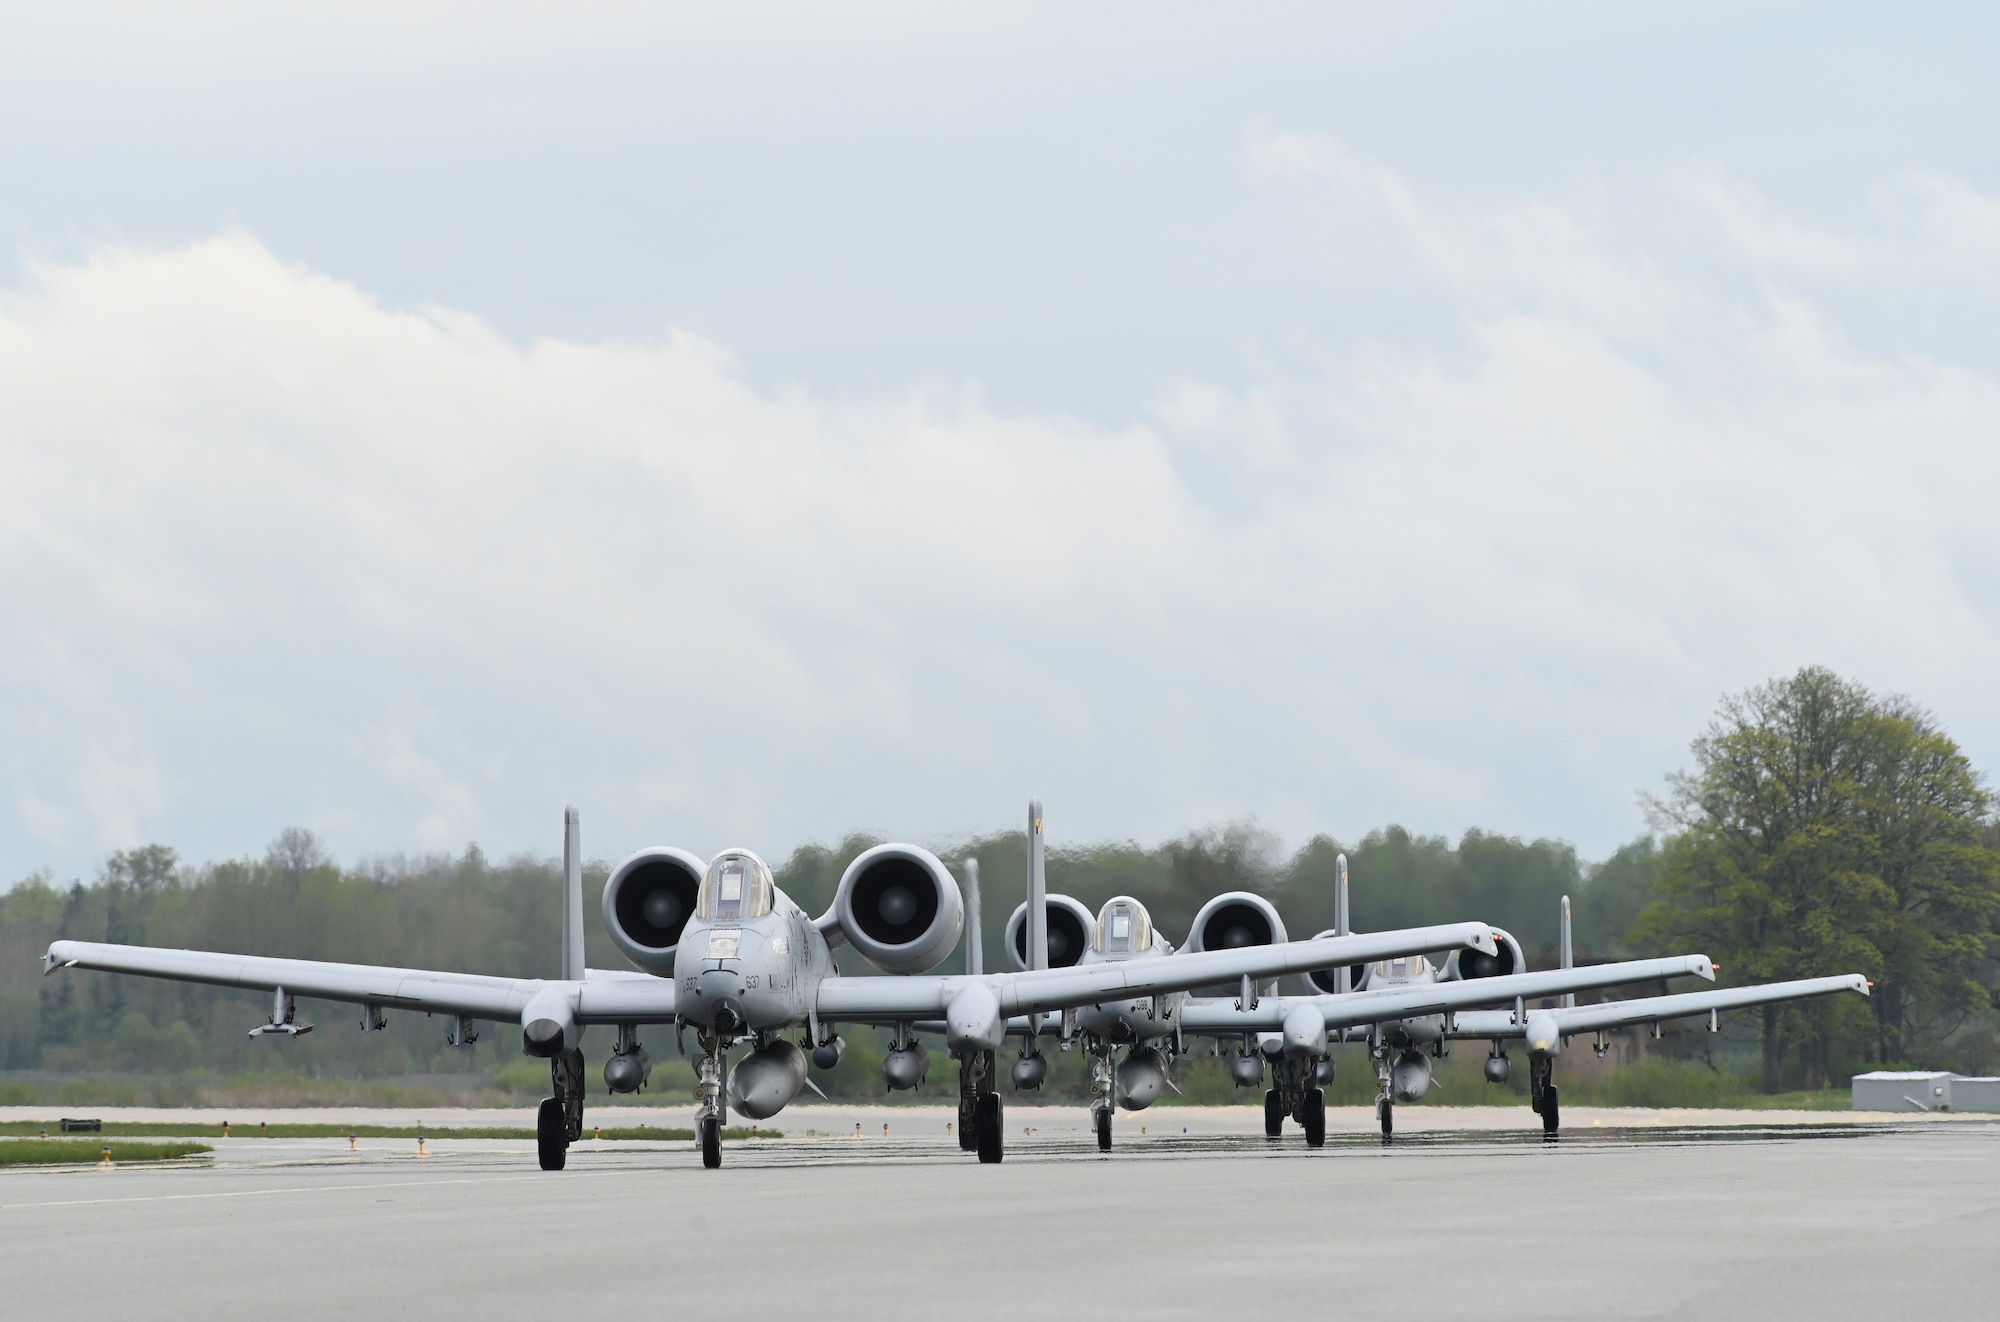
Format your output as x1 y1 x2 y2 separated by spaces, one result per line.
968 840 1728 1150
42 804 1502 1169
1179 855 1871 1136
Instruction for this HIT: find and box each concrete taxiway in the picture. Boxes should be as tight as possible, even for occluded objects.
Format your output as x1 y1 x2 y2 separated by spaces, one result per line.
3 1114 1995 1319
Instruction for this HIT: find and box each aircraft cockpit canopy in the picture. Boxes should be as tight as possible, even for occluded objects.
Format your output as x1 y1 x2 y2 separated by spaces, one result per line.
699 851 774 922
1373 954 1430 980
1093 896 1153 955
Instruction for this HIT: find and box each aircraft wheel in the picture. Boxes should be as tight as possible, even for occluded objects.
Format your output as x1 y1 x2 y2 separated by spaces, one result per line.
1377 1096 1393 1138
536 1097 567 1171
1263 1088 1283 1139
976 1092 1004 1164
1094 1107 1112 1152
1303 1088 1326 1149
700 1116 722 1169
1541 1085 1560 1135
958 1092 979 1152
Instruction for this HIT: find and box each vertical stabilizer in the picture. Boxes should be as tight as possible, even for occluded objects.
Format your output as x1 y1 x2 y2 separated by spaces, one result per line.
1334 852 1351 994
963 858 983 976
562 806 586 983
1027 799 1047 970
1559 893 1574 1009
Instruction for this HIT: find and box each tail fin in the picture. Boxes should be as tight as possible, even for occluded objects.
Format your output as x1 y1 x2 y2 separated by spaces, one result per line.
1027 799 1048 971
963 857 983 976
562 806 586 983
1559 893 1574 1009
1334 852 1350 994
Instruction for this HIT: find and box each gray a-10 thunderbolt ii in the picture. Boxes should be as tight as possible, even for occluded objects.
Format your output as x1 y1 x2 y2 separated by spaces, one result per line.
1179 855 1871 1137
42 804 1501 1170
968 835 1731 1150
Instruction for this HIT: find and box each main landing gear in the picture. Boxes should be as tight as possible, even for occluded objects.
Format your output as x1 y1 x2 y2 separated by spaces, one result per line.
1529 1055 1560 1136
1267 1056 1328 1148
537 1047 586 1171
959 1048 1004 1164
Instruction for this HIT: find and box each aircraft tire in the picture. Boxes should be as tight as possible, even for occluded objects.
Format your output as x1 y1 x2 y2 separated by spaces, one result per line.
1303 1088 1326 1149
1377 1096 1393 1137
1094 1107 1112 1152
976 1092 1004 1164
700 1116 722 1169
958 1092 978 1152
1263 1089 1283 1139
536 1097 567 1171
1541 1085 1560 1135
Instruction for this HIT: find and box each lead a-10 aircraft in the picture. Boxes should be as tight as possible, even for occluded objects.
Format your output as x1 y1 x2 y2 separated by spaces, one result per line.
43 805 1501 1169
1181 855 1870 1137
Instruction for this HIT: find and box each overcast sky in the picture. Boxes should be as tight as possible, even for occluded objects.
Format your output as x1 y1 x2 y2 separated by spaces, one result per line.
4 3 1998 883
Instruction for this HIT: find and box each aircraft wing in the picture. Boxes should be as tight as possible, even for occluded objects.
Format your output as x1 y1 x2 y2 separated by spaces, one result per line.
1171 954 1714 1034
814 922 1497 1023
1448 974 1871 1044
43 939 545 1021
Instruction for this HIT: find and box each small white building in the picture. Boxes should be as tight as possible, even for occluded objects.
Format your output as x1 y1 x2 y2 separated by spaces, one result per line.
1851 1071 1953 1112
1945 1077 2000 1113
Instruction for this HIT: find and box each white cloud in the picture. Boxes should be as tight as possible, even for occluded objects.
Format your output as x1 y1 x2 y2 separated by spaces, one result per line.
5 145 2000 879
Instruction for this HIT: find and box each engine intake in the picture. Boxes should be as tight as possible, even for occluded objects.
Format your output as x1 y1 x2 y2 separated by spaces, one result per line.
1004 895 1095 970
831 844 965 975
602 846 707 975
1449 928 1526 981
1185 891 1288 954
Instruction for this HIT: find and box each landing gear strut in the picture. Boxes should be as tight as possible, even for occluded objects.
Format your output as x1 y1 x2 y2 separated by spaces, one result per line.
1372 1039 1394 1139
959 1048 1003 1163
1529 1054 1559 1136
695 1030 730 1169
1090 1042 1114 1152
537 1047 585 1171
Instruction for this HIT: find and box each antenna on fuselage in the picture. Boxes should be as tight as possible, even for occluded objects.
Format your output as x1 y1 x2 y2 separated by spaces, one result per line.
561 806 586 983
1334 852 1350 995
1559 893 1574 1009
964 857 983 977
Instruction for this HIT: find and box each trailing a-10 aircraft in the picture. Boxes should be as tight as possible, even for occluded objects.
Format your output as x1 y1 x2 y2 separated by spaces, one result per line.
1178 855 1871 1137
43 803 1500 1169
966 835 1731 1150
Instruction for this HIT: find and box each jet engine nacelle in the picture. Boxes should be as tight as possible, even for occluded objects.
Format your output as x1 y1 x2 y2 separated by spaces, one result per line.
832 844 965 975
1004 895 1096 970
602 846 707 975
1391 1049 1434 1103
727 1039 807 1119
1304 933 1370 996
1447 927 1526 981
1184 891 1288 953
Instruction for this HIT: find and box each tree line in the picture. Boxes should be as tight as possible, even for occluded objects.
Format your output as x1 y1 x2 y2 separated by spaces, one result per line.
2 666 1994 1095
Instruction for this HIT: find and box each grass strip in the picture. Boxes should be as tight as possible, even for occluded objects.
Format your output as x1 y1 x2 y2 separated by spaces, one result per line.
0 1121 780 1141
0 1139 212 1166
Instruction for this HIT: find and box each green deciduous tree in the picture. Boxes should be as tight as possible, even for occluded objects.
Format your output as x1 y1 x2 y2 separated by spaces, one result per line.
1636 666 2000 1090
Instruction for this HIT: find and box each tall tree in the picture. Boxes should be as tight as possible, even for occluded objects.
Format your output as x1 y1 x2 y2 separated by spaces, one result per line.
1638 666 2000 1089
